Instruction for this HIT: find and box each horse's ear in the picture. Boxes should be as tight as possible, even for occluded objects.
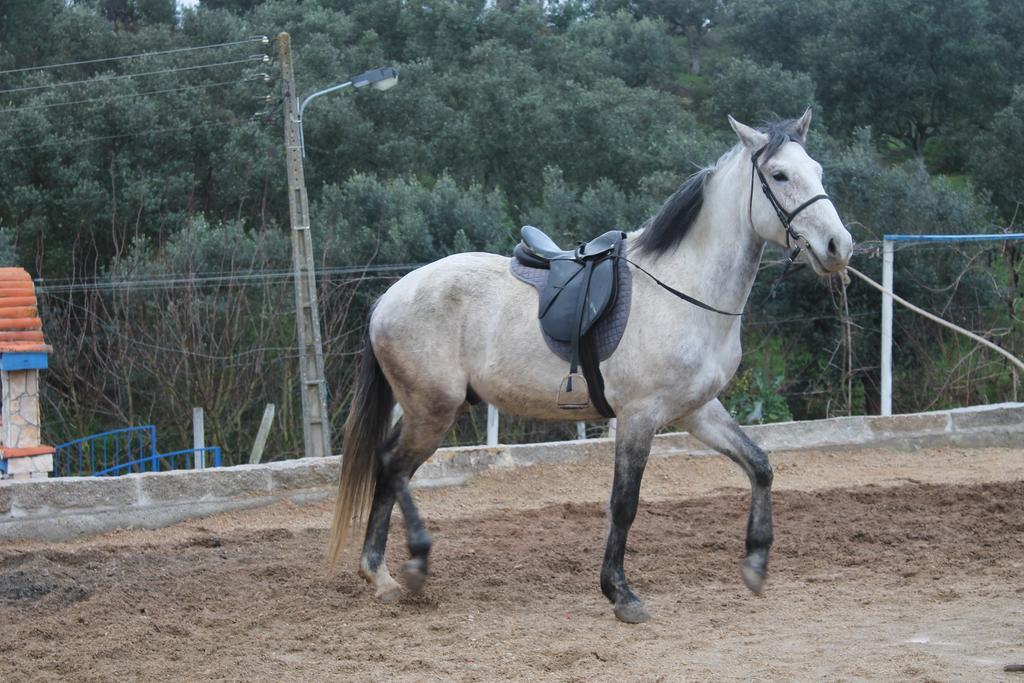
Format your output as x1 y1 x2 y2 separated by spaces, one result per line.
728 115 769 151
792 108 813 145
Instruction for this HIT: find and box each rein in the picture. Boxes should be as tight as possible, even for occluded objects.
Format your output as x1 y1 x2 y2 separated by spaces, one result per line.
616 255 743 317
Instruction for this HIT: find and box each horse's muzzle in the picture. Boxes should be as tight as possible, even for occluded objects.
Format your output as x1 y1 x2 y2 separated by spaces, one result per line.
812 229 853 273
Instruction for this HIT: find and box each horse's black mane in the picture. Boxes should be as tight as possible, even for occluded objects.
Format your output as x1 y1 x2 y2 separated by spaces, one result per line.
633 118 804 257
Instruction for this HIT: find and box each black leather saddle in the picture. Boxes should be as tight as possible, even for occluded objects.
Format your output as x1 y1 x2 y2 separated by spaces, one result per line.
513 225 626 415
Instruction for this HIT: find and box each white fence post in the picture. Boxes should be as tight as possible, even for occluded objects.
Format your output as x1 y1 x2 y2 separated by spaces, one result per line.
486 404 499 446
880 239 894 416
576 422 586 440
193 407 205 470
249 404 276 465
608 418 617 441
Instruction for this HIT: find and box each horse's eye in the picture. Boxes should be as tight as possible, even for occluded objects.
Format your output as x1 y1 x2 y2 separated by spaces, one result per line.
772 172 789 182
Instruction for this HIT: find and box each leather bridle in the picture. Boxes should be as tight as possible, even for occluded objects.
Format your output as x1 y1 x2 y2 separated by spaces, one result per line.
749 143 833 264
613 139 841 316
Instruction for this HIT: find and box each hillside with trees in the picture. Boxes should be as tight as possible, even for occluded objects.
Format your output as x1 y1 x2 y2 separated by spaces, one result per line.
0 0 1020 460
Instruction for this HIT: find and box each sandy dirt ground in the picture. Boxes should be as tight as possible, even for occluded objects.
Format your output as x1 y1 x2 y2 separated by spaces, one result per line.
1 446 1022 682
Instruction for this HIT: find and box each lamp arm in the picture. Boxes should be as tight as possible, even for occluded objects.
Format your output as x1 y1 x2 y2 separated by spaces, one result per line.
299 80 353 118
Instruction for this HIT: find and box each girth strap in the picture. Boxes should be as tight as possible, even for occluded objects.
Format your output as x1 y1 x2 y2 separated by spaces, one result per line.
567 259 595 391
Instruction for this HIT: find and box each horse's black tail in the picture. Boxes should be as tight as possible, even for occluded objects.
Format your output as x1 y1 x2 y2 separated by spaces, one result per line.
328 333 395 568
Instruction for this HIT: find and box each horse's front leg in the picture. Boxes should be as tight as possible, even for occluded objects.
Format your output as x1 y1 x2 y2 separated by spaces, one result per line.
680 399 774 594
600 414 657 623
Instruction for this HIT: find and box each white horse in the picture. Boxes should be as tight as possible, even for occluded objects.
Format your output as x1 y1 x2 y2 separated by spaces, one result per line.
329 111 852 623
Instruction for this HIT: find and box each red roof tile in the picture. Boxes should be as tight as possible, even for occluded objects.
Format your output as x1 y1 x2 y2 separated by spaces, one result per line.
0 268 50 353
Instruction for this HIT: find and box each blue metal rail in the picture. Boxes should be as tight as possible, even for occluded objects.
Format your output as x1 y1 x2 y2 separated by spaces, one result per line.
89 447 222 477
54 426 158 477
53 426 222 477
884 233 1024 242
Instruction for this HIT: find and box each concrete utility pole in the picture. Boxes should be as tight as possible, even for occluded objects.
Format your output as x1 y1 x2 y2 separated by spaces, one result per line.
278 32 332 459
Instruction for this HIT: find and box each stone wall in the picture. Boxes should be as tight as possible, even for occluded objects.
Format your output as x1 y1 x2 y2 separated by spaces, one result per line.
0 403 1020 541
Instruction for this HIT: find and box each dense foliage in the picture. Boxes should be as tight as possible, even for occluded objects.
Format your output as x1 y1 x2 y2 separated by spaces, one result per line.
0 0 1020 460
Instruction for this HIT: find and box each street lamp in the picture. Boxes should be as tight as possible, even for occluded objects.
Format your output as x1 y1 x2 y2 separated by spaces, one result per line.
276 32 399 460
298 66 399 156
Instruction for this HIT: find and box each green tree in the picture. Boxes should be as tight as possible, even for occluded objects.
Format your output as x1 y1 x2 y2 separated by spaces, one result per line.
597 0 718 74
969 87 1024 222
522 166 660 244
724 0 832 73
0 228 17 265
0 0 65 68
314 173 513 265
88 0 178 28
804 0 1006 154
197 0 264 12
985 0 1024 79
700 58 818 128
566 11 675 87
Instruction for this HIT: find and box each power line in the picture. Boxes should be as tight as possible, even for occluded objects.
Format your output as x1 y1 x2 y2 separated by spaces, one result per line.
0 119 250 153
0 76 264 115
0 56 268 96
0 37 269 77
36 263 419 286
47 294 305 362
36 248 1004 294
34 264 420 293
47 291 380 366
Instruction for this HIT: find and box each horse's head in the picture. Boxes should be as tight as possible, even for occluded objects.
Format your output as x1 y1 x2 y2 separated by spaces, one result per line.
728 110 852 275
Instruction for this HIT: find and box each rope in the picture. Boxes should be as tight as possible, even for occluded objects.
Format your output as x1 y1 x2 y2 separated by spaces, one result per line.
845 266 1024 373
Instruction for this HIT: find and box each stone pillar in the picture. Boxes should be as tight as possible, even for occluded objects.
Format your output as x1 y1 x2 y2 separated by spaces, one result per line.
0 268 53 480
1 361 53 479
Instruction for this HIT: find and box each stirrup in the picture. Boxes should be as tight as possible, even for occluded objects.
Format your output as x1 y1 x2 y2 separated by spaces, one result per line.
557 373 590 409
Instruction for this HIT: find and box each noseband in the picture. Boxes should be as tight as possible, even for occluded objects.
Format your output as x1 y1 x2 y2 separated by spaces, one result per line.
749 144 833 263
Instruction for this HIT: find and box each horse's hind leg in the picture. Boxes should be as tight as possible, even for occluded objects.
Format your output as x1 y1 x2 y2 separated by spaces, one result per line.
358 430 403 602
392 466 432 592
681 399 774 594
600 413 658 624
358 408 457 600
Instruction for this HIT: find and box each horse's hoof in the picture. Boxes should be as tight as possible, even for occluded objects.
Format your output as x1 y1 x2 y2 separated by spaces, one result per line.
741 557 767 595
358 567 373 585
401 559 428 594
376 581 403 604
613 598 651 624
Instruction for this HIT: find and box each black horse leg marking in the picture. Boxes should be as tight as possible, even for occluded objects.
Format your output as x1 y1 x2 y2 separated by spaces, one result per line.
736 429 773 593
682 399 774 594
359 456 433 599
600 419 656 623
392 471 432 592
358 421 436 602
364 399 459 598
357 429 405 602
358 467 402 601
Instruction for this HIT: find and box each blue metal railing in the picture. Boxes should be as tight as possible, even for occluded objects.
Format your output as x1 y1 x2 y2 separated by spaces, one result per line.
89 446 222 477
54 426 157 477
54 426 222 477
